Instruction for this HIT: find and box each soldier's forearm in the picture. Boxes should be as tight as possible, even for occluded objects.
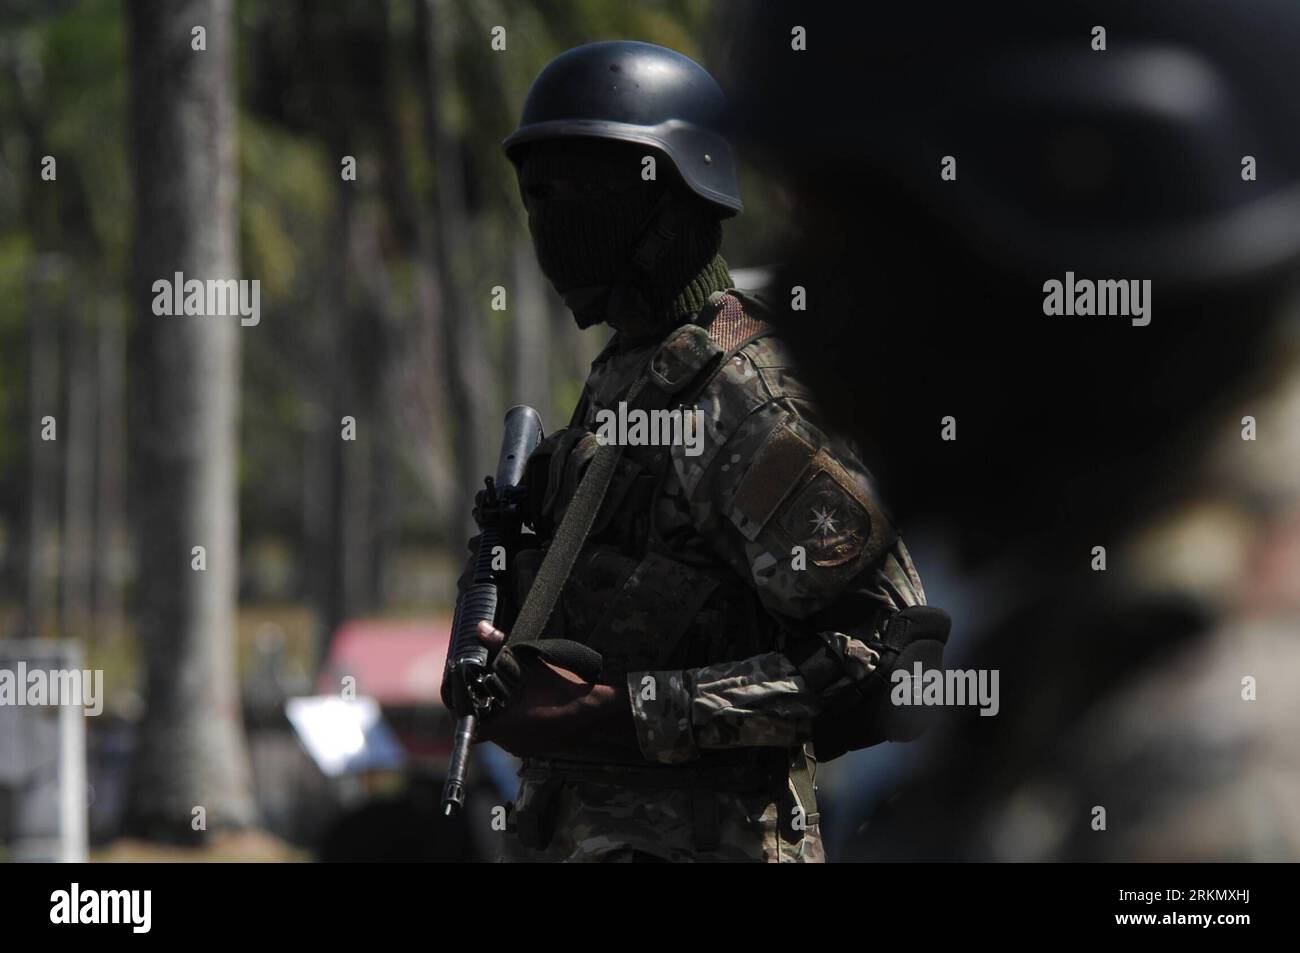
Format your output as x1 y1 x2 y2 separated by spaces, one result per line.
625 655 821 764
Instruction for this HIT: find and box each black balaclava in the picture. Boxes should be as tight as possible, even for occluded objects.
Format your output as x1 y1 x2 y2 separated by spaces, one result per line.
517 139 731 336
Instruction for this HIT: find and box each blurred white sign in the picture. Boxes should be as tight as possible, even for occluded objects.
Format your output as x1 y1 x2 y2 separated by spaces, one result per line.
284 696 405 778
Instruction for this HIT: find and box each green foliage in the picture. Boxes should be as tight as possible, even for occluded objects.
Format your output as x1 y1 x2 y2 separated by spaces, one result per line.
240 114 334 302
0 234 33 477
44 0 129 253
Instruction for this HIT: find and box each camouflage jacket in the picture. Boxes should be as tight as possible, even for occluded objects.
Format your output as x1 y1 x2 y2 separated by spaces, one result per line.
501 291 926 861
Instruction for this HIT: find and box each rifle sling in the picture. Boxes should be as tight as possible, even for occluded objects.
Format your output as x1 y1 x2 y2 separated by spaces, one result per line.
502 321 724 651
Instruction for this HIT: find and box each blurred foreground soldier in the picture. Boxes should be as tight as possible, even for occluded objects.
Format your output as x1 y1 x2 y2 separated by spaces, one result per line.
446 41 948 862
727 0 1300 860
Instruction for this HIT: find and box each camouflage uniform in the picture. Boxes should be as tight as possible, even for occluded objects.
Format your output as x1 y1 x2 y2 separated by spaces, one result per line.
497 291 926 862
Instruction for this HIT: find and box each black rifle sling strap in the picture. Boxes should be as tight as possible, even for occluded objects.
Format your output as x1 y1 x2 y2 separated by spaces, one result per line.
502 322 724 656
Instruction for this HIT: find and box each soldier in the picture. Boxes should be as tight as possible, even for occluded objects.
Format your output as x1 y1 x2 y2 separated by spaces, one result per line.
457 41 947 862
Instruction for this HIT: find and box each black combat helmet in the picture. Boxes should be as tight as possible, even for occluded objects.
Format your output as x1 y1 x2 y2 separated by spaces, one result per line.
504 40 742 216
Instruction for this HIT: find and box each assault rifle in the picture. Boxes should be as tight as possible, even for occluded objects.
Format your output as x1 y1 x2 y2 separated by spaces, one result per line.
439 405 543 816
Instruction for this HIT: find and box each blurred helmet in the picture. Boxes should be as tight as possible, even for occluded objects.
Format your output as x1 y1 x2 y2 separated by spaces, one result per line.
504 41 742 216
731 0 1300 287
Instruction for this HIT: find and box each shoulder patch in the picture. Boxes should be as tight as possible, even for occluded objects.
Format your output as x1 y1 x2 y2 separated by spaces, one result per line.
780 455 870 567
779 449 897 568
729 424 899 571
730 420 817 537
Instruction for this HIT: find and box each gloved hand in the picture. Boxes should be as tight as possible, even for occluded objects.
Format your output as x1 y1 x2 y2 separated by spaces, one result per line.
472 621 638 759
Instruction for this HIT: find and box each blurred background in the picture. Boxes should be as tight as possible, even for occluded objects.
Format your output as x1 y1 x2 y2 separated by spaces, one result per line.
0 0 787 863
1 0 1298 862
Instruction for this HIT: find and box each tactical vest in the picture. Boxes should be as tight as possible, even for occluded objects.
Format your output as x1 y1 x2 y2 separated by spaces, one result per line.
522 291 783 682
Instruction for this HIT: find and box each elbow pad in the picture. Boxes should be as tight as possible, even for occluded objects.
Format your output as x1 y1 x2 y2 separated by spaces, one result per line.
800 605 951 761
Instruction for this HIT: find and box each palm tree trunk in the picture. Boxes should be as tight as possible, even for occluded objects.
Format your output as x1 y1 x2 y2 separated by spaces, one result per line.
124 0 257 840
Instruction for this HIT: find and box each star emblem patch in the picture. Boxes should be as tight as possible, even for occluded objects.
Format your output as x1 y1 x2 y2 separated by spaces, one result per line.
809 505 839 537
